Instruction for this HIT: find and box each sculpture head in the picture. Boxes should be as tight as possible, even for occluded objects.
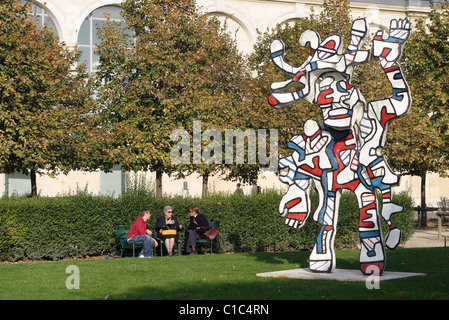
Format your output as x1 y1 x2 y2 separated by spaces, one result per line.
315 72 365 129
268 19 370 130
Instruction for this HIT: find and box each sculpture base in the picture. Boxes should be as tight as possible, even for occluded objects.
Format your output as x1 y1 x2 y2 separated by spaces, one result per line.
256 268 426 282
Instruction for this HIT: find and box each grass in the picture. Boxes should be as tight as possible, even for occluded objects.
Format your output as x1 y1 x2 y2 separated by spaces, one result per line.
0 247 448 300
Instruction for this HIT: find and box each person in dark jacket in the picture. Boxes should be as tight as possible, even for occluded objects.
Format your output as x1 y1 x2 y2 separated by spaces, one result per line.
186 205 209 254
155 206 183 256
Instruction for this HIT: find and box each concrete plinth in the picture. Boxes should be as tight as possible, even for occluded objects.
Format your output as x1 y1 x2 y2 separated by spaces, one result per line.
256 268 427 282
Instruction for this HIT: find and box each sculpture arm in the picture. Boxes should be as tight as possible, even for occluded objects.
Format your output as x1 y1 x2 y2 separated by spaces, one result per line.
372 18 412 118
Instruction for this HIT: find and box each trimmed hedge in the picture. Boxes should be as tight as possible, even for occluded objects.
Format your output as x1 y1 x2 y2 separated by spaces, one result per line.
0 189 414 261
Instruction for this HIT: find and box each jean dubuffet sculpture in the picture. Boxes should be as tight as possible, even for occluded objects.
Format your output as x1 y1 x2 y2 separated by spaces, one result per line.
269 18 412 275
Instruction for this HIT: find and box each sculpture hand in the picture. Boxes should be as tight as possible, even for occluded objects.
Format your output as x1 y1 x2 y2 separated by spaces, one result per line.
372 18 411 62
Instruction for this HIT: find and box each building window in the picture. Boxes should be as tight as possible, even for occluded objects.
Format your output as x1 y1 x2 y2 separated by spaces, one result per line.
25 0 59 37
77 5 125 73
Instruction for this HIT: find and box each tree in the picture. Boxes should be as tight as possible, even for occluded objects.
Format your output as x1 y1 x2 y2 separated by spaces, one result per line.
0 0 93 196
384 0 449 227
95 0 255 197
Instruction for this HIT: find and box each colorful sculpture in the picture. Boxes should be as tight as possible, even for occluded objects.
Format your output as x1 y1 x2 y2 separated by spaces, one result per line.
269 18 412 275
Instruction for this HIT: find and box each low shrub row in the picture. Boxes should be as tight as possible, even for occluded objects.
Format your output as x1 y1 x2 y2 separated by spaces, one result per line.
0 189 414 261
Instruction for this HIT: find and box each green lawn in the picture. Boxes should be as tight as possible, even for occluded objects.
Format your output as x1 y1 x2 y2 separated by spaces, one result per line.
0 247 448 300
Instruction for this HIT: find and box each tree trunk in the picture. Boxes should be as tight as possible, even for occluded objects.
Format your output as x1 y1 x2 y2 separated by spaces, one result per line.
202 173 209 197
156 166 163 198
420 173 427 228
30 169 37 197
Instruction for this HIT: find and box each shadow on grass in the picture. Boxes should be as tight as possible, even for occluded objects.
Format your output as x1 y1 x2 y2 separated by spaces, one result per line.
247 250 311 266
247 248 361 270
110 248 449 300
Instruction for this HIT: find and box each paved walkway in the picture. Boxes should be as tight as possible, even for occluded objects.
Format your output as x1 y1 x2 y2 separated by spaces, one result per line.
400 227 449 248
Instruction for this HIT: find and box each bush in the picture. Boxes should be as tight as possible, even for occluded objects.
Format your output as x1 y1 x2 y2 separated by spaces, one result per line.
0 188 414 261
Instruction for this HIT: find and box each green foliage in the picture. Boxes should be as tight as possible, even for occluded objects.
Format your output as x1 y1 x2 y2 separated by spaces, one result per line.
386 0 449 178
95 0 257 194
0 0 95 184
0 189 414 261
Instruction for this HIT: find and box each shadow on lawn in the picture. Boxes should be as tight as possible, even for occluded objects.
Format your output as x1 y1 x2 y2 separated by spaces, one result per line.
248 250 310 265
247 249 360 270
110 273 356 300
108 248 449 300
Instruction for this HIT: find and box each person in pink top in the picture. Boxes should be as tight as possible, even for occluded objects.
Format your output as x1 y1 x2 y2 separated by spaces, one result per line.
127 209 158 258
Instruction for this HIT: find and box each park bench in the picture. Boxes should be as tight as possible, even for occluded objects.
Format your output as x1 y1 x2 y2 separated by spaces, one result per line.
436 208 449 246
115 226 144 258
196 221 220 254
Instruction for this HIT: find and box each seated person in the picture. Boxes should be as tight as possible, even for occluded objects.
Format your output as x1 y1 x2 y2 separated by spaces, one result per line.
155 206 183 256
127 209 158 258
186 205 209 255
